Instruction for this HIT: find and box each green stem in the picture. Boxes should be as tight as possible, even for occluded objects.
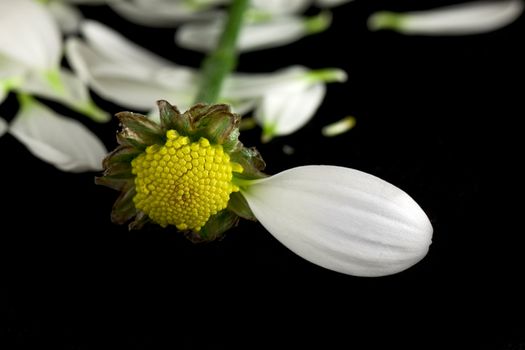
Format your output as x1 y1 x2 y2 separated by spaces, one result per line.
194 0 249 104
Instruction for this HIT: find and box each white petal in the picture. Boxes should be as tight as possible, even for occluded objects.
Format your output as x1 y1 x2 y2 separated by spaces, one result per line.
368 0 524 35
241 166 433 277
109 0 224 27
255 82 326 139
176 15 311 52
0 0 61 70
66 38 197 111
224 66 308 100
315 0 354 8
47 1 83 34
63 0 108 4
81 20 172 67
1 56 27 103
251 0 310 15
18 68 110 122
9 99 107 172
0 117 7 137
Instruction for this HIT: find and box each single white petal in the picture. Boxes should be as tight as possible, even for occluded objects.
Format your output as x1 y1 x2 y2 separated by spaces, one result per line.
251 0 310 15
224 66 308 100
9 99 107 172
176 15 312 52
66 38 197 111
0 0 61 70
255 81 326 140
47 1 83 34
242 165 433 277
315 0 354 8
63 0 109 4
0 117 7 137
368 0 524 35
109 0 224 27
17 68 110 122
81 20 172 67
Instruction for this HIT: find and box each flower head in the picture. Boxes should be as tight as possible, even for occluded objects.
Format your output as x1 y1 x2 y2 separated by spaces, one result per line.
97 100 265 241
98 101 433 276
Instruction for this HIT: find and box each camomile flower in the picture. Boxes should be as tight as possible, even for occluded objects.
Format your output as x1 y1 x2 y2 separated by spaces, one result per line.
97 101 433 277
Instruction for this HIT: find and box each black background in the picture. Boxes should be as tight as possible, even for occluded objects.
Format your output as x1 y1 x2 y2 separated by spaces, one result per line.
2 1 524 349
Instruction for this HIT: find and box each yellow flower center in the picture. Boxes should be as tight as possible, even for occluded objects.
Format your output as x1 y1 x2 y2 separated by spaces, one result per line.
131 130 242 231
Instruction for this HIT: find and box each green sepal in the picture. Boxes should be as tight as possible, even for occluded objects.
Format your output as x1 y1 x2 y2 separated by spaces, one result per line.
185 209 239 243
101 162 134 180
228 192 256 221
103 146 141 168
157 100 185 132
222 127 240 153
111 185 137 225
128 211 151 231
116 112 165 147
230 147 267 180
194 110 240 146
95 176 132 191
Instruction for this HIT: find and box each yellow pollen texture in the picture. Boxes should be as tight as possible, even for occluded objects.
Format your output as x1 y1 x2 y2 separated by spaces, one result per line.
131 130 241 231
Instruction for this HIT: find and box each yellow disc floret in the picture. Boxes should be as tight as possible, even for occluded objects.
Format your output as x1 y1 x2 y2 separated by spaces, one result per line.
131 130 242 231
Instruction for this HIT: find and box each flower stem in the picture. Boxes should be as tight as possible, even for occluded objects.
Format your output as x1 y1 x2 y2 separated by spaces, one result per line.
194 0 249 104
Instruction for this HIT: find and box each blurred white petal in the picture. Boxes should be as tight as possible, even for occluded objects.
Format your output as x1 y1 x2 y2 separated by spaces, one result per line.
251 0 310 15
18 68 110 122
225 66 308 99
242 165 433 277
315 0 354 8
176 13 325 52
0 117 7 137
368 0 524 35
66 38 197 111
9 98 107 172
0 0 61 70
47 1 83 34
256 82 326 141
109 0 225 27
321 116 356 137
228 66 345 140
81 20 172 67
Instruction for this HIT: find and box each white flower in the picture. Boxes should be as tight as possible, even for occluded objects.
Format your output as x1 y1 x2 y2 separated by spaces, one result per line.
108 0 227 27
368 0 524 36
0 117 7 138
175 11 331 52
241 165 433 276
224 66 346 141
0 0 108 122
9 96 107 172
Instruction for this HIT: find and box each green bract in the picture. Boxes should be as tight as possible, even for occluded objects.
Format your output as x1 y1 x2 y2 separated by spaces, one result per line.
96 100 266 242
